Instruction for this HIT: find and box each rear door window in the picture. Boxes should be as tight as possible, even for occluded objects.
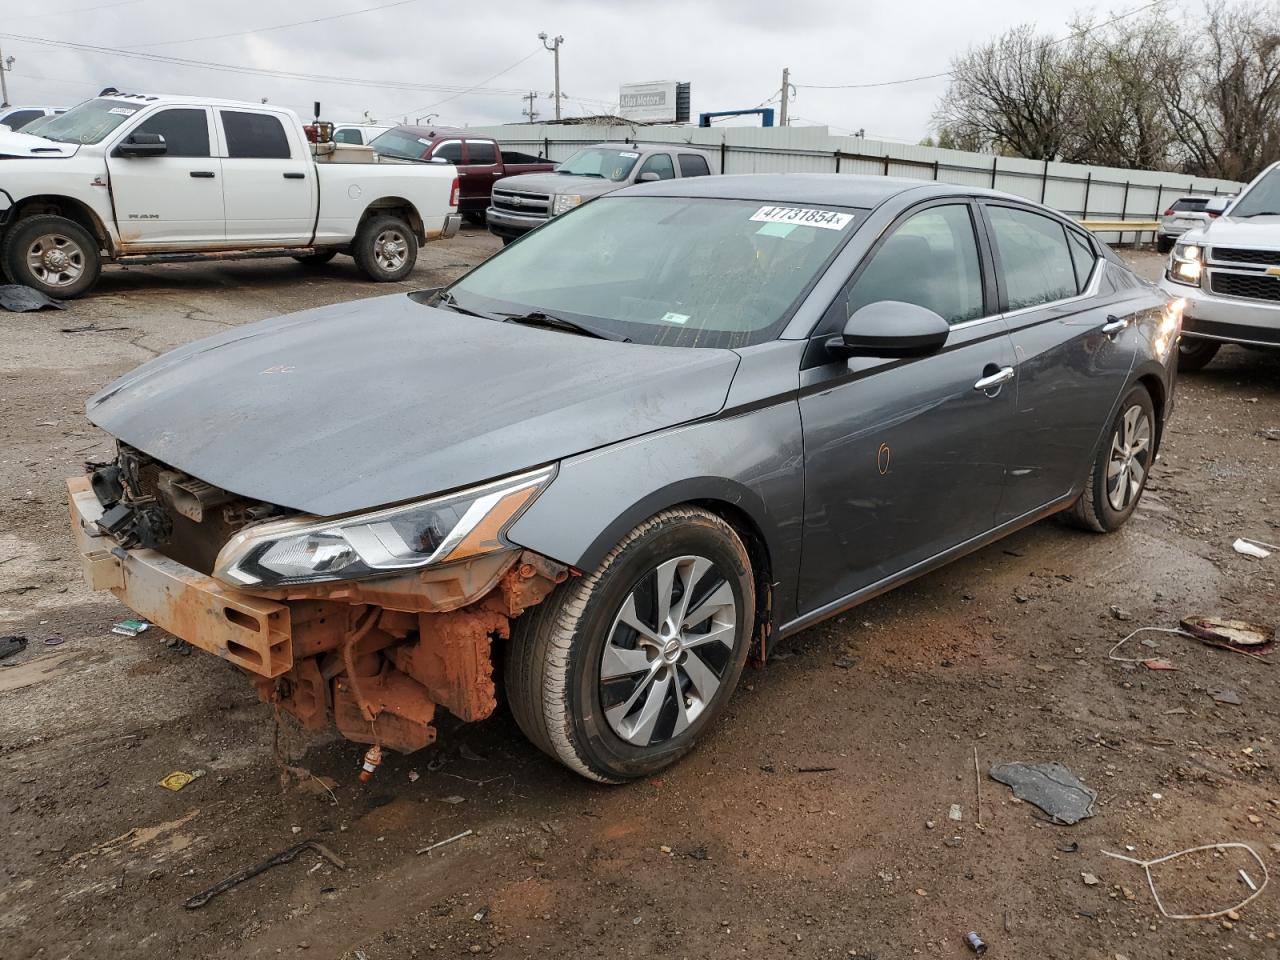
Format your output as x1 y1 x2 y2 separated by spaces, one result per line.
220 111 291 159
637 153 676 181
986 206 1080 310
466 140 497 165
131 108 210 157
432 140 463 163
678 153 711 177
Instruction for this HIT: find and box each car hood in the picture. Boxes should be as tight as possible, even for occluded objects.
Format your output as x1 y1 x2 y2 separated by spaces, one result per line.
496 171 621 197
0 130 79 158
86 294 741 516
1182 215 1280 248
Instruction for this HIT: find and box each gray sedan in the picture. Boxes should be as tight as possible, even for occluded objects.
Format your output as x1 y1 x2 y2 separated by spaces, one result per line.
72 175 1179 783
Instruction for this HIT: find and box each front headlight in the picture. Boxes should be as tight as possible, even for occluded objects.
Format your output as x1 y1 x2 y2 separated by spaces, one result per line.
551 194 583 216
214 467 554 587
1154 297 1185 359
1168 242 1203 285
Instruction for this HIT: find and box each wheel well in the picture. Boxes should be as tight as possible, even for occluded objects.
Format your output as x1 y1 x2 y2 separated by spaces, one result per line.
689 498 775 660
1136 373 1166 454
9 196 110 251
359 197 424 242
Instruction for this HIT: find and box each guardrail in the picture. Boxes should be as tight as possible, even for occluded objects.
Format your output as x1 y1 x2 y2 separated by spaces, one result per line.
1079 219 1163 247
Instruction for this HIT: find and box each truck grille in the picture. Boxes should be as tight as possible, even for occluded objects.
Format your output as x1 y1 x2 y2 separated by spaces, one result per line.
1211 247 1280 266
492 189 551 218
1209 271 1280 302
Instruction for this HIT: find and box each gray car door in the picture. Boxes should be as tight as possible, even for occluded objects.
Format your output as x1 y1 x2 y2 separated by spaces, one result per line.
979 203 1138 521
796 199 1018 615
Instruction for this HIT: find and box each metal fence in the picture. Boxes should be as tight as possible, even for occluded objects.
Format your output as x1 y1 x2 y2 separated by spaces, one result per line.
462 122 1245 244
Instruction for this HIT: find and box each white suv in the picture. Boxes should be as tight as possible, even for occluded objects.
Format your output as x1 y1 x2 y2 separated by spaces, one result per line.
1157 195 1216 253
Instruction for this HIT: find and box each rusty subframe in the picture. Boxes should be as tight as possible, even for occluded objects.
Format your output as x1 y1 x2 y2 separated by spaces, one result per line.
250 552 569 753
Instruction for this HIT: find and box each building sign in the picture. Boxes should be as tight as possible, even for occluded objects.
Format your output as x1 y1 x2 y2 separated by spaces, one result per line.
619 81 681 123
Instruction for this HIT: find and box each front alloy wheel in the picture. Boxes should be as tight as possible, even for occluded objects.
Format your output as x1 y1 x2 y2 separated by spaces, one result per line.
505 507 755 782
1065 384 1156 533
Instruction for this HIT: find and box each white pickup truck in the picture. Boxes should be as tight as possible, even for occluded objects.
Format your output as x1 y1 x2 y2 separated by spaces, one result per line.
0 93 461 298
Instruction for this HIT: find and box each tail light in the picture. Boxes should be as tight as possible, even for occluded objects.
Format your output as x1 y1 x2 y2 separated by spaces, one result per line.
1162 208 1174 216
1208 211 1220 219
449 177 460 209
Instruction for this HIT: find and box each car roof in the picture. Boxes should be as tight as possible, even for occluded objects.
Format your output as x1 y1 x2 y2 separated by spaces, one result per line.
69 92 300 113
585 142 714 155
393 126 482 140
619 173 983 208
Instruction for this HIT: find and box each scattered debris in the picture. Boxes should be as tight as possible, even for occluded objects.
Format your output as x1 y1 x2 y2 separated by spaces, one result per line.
1232 537 1275 559
0 635 28 661
949 804 963 822
1180 616 1274 656
111 619 150 637
973 746 984 829
358 744 383 782
1057 842 1080 854
797 766 836 774
1109 605 1133 622
1143 658 1178 671
1082 872 1100 886
990 762 1097 825
59 323 130 334
964 931 988 955
416 829 473 856
440 795 466 804
158 770 204 792
183 839 345 909
408 770 420 783
1258 428 1280 441
0 284 68 312
43 635 65 646
1101 843 1269 920
1210 689 1243 706
833 656 856 669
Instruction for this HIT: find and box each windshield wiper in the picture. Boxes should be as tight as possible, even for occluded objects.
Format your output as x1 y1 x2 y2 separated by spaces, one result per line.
430 290 492 319
496 310 609 339
558 170 603 177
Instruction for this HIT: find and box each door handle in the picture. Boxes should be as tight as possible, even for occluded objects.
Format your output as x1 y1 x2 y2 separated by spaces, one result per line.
973 366 1015 393
1102 314 1130 337
189 171 216 178
283 172 306 180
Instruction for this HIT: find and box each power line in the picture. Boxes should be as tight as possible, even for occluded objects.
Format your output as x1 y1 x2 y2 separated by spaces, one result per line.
130 0 424 49
399 47 543 115
0 31 529 96
9 0 143 19
795 0 1171 90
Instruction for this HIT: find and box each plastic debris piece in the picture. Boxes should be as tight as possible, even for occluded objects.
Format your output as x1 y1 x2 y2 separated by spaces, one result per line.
990 761 1097 825
416 829 473 855
1101 842 1269 920
159 771 197 791
965 931 988 955
111 618 150 637
1082 872 1100 885
949 804 963 822
1210 688 1243 706
1233 538 1272 559
1180 616 1274 655
0 284 68 312
1143 658 1178 671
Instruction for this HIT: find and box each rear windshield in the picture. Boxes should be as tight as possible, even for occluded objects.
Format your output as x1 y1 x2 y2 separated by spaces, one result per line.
1170 198 1209 212
35 98 138 144
446 195 864 348
555 147 642 182
369 129 431 161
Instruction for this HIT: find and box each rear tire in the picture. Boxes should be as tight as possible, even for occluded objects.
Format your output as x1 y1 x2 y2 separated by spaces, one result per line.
1065 385 1155 533
1156 235 1174 254
352 215 417 282
1176 338 1221 372
293 250 337 266
505 507 755 782
2 214 101 299
463 210 486 226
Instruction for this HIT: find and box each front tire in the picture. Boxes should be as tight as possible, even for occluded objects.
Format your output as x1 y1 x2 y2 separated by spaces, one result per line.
352 215 417 282
1156 235 1174 254
1176 337 1221 372
1065 385 1155 533
2 215 101 299
505 507 755 783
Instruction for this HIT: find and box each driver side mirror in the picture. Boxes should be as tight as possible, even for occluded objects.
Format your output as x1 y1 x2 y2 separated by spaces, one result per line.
637 171 661 182
826 301 950 359
115 132 167 158
1204 196 1231 217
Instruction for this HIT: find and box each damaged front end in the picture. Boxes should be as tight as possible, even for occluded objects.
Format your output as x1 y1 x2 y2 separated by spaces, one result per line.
69 445 568 755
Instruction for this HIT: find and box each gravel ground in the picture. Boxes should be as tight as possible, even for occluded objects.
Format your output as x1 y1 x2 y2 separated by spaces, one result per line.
2 240 1279 960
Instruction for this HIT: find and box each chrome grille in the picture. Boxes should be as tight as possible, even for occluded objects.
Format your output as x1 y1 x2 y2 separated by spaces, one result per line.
492 189 551 218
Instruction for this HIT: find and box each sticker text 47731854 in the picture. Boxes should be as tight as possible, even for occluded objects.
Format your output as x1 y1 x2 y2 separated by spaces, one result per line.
749 205 854 231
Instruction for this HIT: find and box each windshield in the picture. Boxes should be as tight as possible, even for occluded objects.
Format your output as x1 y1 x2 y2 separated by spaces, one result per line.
36 99 139 144
447 196 863 348
1231 167 1280 217
556 147 641 182
369 129 430 161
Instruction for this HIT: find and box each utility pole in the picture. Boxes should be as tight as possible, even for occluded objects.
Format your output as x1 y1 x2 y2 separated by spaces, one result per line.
538 32 564 121
521 91 539 123
0 49 13 108
779 66 792 126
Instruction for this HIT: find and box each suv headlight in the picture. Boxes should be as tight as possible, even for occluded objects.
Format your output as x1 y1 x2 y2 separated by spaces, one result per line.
1168 241 1203 286
551 194 583 216
214 467 554 587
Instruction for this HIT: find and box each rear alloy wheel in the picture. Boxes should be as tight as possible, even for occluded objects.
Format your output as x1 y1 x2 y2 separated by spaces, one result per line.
2 214 101 299
505 507 755 782
352 215 418 282
1065 385 1156 532
1176 337 1221 372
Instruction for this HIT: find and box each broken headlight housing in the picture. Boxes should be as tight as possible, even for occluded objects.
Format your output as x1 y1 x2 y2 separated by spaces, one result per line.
214 467 554 587
1168 241 1203 286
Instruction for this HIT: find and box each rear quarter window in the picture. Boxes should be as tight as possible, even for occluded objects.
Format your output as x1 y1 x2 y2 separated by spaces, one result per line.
678 154 711 177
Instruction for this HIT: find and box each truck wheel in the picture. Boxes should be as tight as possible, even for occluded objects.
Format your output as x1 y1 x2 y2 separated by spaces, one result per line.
1176 338 1220 372
1156 235 1174 254
353 215 417 282
463 211 486 226
505 507 755 783
1063 385 1155 533
2 215 101 299
293 250 337 266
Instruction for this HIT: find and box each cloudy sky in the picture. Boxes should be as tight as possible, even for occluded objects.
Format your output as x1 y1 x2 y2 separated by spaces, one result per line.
2 0 1195 141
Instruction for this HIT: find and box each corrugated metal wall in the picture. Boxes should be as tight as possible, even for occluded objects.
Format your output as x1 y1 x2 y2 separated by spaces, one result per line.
463 122 1245 243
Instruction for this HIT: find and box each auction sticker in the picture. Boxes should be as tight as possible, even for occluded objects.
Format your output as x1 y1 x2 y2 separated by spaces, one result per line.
749 205 852 230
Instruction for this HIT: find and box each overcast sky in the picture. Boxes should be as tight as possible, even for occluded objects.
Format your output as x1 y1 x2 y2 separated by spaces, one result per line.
1 0 1203 141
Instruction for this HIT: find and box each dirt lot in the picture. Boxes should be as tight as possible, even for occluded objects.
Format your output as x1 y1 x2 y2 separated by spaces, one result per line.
2 239 1278 960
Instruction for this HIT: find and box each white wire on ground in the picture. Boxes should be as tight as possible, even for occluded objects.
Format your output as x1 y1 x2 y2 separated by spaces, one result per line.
1107 627 1194 663
1101 843 1269 920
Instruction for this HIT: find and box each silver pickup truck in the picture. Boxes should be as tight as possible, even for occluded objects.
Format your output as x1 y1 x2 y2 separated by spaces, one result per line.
486 143 715 244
